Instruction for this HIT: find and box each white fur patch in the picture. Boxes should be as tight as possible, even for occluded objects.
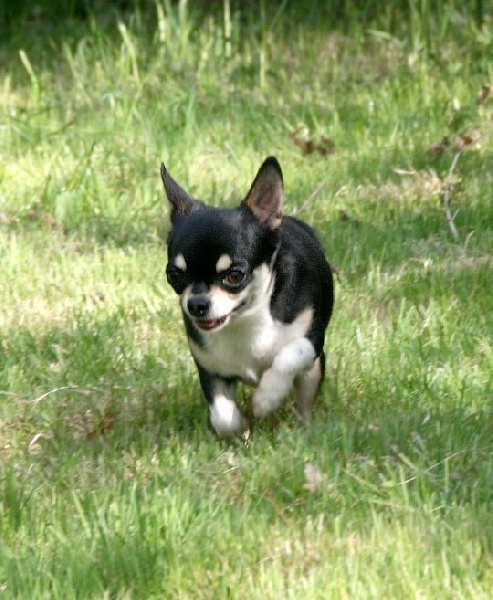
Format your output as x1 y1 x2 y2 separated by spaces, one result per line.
174 253 187 271
209 394 246 436
272 337 315 374
252 338 316 418
189 264 314 383
215 253 232 273
186 262 317 422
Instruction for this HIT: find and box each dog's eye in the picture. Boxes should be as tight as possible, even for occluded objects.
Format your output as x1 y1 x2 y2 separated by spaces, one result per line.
167 268 188 292
224 269 246 287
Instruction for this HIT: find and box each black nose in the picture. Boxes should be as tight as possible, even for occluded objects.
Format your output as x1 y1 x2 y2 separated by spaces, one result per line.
187 296 210 318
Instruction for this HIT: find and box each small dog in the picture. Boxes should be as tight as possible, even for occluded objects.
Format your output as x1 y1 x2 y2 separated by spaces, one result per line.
162 157 334 437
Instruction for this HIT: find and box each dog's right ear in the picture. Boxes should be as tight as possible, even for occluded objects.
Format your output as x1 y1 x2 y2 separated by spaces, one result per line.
161 163 204 224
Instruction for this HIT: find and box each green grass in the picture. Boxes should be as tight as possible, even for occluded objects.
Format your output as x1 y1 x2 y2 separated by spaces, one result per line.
1 1 493 597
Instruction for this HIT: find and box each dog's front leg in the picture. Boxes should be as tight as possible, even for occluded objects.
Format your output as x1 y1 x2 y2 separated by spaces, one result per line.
196 365 248 437
252 338 316 419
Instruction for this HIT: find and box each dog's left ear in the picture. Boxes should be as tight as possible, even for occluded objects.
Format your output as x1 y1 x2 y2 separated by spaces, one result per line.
161 163 204 224
243 156 283 230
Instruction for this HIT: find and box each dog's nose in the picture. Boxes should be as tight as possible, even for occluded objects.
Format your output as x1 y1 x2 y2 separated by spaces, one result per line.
187 296 210 318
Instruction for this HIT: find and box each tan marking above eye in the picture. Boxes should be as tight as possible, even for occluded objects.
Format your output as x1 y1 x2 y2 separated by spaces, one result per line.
209 283 244 301
215 253 232 273
174 253 187 271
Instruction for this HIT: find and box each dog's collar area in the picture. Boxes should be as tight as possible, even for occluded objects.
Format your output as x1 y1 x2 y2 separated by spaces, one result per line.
232 300 247 313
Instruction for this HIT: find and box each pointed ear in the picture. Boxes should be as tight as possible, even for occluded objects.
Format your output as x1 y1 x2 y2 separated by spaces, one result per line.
161 163 204 224
243 156 284 230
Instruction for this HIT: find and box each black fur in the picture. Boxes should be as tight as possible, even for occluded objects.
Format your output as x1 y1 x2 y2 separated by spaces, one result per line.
162 156 334 436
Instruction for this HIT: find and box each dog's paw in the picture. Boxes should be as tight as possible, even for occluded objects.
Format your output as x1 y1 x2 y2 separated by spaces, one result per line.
252 384 285 419
210 395 248 437
252 366 294 418
253 340 317 419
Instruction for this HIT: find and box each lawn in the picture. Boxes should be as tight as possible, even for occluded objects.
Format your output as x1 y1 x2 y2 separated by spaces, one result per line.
1 1 493 598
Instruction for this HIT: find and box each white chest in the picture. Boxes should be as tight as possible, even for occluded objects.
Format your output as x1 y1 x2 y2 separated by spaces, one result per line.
189 306 313 384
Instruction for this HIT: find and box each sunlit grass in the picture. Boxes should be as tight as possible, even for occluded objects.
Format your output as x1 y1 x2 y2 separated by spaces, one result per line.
1 1 492 598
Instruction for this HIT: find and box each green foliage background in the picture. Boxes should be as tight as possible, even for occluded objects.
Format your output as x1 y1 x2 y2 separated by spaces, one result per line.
0 1 492 598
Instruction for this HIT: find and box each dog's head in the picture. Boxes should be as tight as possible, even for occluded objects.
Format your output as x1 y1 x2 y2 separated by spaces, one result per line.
162 157 284 333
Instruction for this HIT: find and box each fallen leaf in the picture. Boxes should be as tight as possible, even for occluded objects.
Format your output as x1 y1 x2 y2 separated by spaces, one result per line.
317 135 336 156
426 136 449 156
302 139 316 155
451 131 480 149
476 83 491 104
330 263 341 276
289 128 335 156
290 128 316 155
86 411 117 441
339 210 360 226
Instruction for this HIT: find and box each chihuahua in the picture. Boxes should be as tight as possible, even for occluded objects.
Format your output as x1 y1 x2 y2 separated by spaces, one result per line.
162 157 334 437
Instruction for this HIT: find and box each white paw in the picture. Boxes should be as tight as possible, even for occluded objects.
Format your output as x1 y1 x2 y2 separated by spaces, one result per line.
252 390 272 419
252 340 316 419
209 395 248 437
252 375 289 418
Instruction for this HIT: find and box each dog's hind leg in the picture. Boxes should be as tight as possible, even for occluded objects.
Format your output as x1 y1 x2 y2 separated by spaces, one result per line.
293 352 324 424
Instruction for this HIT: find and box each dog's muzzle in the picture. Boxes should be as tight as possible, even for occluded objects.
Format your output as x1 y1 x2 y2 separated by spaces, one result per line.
187 295 229 330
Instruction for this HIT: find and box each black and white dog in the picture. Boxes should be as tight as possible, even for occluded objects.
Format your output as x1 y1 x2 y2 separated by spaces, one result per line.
162 157 334 437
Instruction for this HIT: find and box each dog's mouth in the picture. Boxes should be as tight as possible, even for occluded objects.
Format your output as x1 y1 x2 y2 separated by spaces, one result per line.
193 300 247 330
194 314 229 330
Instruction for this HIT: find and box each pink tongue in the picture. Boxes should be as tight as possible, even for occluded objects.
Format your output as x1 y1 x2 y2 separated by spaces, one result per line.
196 318 219 329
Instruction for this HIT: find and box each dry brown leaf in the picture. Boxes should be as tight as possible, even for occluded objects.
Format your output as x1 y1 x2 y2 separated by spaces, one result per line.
330 263 341 276
339 210 360 226
451 131 480 149
289 129 335 156
317 135 336 156
477 83 491 104
426 136 449 156
83 292 106 305
290 128 316 155
86 410 117 441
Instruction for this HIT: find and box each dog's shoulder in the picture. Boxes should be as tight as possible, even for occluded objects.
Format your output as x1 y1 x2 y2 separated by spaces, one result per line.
271 215 333 330
280 215 326 259
283 215 319 239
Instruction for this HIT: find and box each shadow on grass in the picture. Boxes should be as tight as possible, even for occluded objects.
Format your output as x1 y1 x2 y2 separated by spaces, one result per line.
1 307 492 489
1 305 492 600
0 314 206 451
